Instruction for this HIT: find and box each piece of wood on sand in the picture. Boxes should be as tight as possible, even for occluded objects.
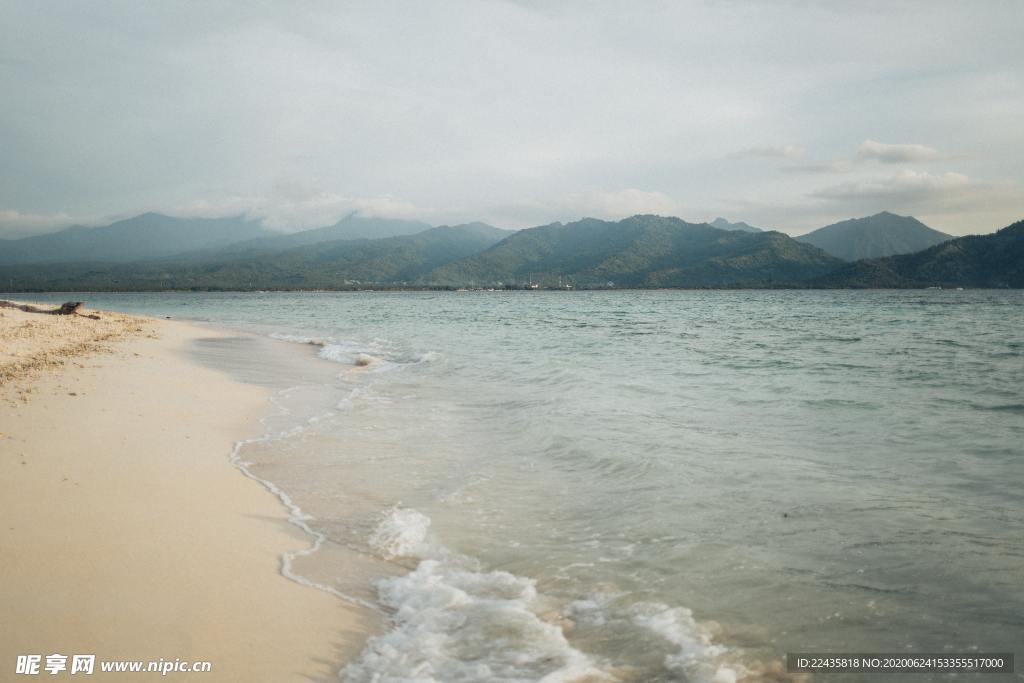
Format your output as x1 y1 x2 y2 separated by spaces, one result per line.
0 300 101 319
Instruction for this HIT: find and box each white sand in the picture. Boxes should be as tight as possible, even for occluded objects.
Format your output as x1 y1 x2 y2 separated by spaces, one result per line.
0 305 376 681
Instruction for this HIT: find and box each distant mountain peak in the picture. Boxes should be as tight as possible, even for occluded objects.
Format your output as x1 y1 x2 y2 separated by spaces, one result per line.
422 214 836 288
709 217 763 232
796 212 951 261
0 213 273 265
816 217 1024 288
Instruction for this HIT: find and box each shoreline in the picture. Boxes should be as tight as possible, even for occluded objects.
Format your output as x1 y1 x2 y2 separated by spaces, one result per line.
0 305 377 681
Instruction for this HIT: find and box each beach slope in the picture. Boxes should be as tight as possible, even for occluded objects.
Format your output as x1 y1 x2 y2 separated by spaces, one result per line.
0 304 372 681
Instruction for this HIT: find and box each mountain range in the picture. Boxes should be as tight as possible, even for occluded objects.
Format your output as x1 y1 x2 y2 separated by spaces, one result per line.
0 213 271 265
814 220 1024 288
0 211 1020 290
423 215 837 287
710 217 763 233
0 223 509 291
193 214 433 260
796 211 951 261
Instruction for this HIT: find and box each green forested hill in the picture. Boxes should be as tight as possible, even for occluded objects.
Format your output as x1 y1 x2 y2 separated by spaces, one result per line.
186 214 435 261
4 213 1019 291
1 223 510 290
812 220 1024 288
421 215 840 287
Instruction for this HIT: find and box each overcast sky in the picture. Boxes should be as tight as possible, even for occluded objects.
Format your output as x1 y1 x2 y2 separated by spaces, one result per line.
1 1 1021 237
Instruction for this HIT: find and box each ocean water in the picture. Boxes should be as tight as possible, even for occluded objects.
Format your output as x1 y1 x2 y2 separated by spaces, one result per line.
18 290 1024 681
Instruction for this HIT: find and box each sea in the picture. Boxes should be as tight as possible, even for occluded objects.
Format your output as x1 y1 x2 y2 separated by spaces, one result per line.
18 290 1024 682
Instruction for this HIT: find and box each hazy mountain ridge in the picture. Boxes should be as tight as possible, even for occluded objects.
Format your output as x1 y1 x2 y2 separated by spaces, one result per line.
0 223 510 291
2 211 1021 291
709 217 763 232
0 213 272 265
813 220 1024 288
796 211 952 261
197 214 435 260
422 215 839 287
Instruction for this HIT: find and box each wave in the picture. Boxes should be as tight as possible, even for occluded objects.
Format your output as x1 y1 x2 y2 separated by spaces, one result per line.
269 331 438 372
343 508 746 683
344 507 608 683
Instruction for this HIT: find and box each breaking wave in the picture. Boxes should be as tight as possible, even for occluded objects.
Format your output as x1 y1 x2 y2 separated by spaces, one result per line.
343 508 745 683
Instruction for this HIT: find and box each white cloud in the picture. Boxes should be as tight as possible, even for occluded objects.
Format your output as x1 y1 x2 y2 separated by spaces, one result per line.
0 209 89 238
857 140 945 163
559 189 681 219
812 169 970 201
0 188 437 238
177 188 433 233
465 189 684 228
719 169 1022 236
785 141 947 175
0 2 1021 236
807 170 1022 233
730 145 803 159
781 160 854 174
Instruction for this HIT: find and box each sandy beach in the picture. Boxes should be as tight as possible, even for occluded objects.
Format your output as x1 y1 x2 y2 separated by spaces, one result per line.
0 303 375 681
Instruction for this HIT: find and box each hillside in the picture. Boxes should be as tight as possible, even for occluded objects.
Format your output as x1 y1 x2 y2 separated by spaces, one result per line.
7 212 1015 292
796 211 951 261
422 215 840 287
0 223 509 291
813 220 1024 288
0 213 271 265
197 214 434 259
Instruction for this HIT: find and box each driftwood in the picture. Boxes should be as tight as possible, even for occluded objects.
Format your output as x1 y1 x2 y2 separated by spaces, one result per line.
0 300 100 319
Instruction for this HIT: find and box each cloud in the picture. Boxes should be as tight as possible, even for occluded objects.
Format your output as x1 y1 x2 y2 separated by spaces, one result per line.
720 169 1023 236
808 169 1023 233
781 160 853 174
177 187 433 233
785 140 947 175
559 189 681 219
0 2 1021 236
811 169 970 201
729 145 803 159
0 185 438 238
856 139 945 163
0 209 89 238
465 189 684 228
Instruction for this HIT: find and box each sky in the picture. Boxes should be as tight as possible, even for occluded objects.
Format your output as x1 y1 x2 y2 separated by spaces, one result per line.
1 0 1022 238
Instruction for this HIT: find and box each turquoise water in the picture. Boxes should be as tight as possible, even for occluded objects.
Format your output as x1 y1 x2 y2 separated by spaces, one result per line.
18 291 1024 681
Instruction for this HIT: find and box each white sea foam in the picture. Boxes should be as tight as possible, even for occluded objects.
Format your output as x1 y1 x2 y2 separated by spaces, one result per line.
269 332 327 347
344 508 611 683
368 507 433 560
632 603 738 683
270 331 438 371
